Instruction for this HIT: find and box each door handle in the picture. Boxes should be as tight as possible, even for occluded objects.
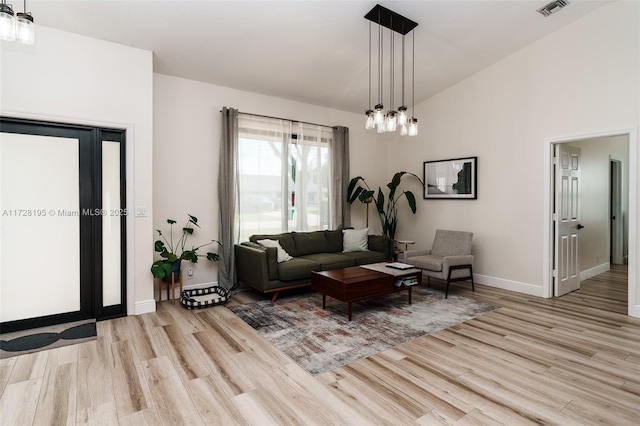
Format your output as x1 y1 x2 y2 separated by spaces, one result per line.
577 224 585 230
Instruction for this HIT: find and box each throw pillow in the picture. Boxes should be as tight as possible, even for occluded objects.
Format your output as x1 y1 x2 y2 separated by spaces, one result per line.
257 239 293 262
343 228 369 252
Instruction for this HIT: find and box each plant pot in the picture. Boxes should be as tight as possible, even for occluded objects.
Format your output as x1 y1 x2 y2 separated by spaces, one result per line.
162 259 182 283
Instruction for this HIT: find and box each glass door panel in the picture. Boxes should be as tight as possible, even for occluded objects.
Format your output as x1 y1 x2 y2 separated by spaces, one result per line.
0 133 80 322
101 140 122 307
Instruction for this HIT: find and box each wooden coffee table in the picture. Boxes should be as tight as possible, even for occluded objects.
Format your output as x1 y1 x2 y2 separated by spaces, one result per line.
311 264 421 320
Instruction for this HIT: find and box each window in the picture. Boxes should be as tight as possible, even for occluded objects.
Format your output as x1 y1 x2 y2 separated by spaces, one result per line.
237 114 333 242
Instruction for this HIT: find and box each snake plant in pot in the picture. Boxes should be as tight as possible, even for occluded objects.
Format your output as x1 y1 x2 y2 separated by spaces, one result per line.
151 214 220 281
347 171 424 240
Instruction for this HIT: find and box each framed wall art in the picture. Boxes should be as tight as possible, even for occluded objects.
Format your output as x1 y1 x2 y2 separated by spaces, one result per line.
423 156 477 199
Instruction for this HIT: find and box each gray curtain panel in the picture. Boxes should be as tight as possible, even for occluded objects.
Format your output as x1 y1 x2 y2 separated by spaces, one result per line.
331 126 351 228
218 107 239 289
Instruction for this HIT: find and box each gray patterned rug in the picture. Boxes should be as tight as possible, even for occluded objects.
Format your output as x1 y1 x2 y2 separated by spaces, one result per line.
229 287 497 375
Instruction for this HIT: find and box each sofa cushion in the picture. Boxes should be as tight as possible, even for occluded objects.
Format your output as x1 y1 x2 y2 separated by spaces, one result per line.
325 229 343 253
299 253 355 270
341 251 387 265
367 235 391 260
277 258 320 281
292 231 329 256
250 233 297 257
257 239 293 262
407 254 443 272
343 228 369 252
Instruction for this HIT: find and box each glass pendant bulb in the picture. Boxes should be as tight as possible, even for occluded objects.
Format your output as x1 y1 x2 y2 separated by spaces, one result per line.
408 118 418 136
16 11 33 45
397 106 408 126
377 120 386 133
0 3 15 41
399 124 408 136
365 109 375 130
373 104 384 127
386 110 397 132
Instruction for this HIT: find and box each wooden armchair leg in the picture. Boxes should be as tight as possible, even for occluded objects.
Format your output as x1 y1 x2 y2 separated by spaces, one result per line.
271 291 281 304
446 264 474 299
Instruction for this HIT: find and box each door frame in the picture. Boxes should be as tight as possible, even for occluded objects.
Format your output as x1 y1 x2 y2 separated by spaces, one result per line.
0 118 128 331
1 111 137 319
543 128 638 317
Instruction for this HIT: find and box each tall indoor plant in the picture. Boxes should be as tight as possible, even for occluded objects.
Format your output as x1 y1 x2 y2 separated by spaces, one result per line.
151 214 220 281
347 171 423 240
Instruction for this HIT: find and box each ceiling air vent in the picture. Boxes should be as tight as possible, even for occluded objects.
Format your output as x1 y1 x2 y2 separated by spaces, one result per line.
537 0 569 17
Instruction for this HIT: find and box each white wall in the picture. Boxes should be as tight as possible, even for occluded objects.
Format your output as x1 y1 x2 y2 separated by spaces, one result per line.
570 136 629 276
153 74 381 288
0 26 155 315
388 1 639 306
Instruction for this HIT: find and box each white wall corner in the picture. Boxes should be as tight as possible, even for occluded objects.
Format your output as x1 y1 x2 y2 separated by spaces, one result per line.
474 274 544 297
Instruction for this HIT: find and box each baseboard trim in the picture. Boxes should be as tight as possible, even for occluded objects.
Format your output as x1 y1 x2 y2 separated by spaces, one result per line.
183 281 218 291
134 299 156 315
473 274 543 297
580 262 610 281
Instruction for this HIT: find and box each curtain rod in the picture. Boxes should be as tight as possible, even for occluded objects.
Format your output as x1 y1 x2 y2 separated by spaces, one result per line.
221 109 336 129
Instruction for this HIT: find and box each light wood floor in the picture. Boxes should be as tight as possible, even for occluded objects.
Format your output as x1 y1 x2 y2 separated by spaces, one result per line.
1 265 638 425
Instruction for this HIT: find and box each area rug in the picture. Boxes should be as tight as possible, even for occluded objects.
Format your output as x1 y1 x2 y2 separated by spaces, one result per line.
229 288 497 375
0 319 97 359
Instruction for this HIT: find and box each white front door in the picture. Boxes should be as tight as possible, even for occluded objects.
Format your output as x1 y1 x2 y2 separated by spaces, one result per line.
554 144 582 296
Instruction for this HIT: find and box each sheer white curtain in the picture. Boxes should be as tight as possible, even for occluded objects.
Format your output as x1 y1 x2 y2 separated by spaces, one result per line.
236 114 334 242
291 122 332 232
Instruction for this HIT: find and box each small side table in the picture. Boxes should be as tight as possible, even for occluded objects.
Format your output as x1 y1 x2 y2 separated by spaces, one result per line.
396 240 415 262
158 271 182 304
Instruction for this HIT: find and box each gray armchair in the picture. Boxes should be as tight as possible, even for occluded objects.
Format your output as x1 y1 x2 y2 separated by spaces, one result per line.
404 229 474 298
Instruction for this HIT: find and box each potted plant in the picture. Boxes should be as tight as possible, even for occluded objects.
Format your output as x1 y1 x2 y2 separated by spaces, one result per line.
151 214 221 281
347 171 424 240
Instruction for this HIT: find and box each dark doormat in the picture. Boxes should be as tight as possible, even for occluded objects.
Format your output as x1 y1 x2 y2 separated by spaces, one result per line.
0 319 97 359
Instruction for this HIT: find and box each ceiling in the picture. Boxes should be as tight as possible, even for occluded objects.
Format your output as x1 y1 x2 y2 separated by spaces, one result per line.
26 1 612 114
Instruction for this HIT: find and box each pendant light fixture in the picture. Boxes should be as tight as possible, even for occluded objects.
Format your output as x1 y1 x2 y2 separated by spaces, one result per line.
0 0 15 41
0 0 34 44
364 22 375 130
408 30 418 136
364 4 418 136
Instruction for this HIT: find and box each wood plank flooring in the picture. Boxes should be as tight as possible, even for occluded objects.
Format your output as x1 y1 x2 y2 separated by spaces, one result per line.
1 265 638 425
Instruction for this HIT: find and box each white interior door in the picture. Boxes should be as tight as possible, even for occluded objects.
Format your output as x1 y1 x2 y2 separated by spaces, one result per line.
554 144 582 296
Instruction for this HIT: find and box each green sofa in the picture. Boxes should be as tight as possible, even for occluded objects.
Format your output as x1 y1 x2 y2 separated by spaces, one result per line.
234 229 393 302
